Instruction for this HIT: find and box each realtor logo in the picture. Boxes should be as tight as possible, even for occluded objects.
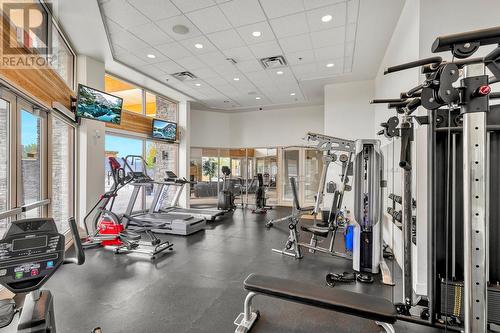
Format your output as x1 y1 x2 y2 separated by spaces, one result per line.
1 1 53 68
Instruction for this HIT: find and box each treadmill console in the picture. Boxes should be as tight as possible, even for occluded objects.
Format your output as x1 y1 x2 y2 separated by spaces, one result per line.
130 171 152 183
0 218 65 293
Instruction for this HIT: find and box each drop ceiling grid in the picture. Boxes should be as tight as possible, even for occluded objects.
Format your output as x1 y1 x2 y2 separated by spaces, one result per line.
99 0 358 109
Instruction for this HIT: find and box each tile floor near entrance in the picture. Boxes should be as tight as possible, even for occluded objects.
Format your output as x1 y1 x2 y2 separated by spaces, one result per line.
46 208 438 333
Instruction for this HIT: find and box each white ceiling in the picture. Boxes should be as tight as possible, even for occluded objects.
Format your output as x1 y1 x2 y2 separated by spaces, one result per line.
55 0 404 111
98 0 364 110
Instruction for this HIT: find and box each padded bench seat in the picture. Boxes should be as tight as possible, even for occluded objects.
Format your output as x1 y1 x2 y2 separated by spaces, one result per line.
234 273 397 332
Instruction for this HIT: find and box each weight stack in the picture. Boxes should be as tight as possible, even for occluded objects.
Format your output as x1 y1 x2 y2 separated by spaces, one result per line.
439 280 500 325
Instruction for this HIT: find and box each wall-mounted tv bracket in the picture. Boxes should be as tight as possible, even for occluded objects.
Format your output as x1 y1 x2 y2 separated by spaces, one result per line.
382 25 500 333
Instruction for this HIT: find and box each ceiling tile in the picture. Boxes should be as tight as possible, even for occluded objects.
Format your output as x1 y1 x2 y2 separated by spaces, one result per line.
306 2 347 32
198 51 231 68
179 36 218 54
111 30 150 50
175 56 207 70
236 21 275 45
154 60 185 74
101 1 149 29
345 23 356 42
303 0 346 10
127 0 181 21
104 17 125 34
206 77 231 87
170 0 216 13
270 12 309 38
127 22 173 46
347 0 359 24
111 43 128 56
324 57 344 75
219 0 266 27
156 15 202 41
115 52 149 67
137 64 167 77
345 41 355 58
186 6 232 34
344 56 353 72
222 46 256 62
310 26 345 48
291 63 318 79
259 0 304 19
285 49 315 65
130 46 171 63
248 40 282 58
235 59 263 73
245 70 272 85
313 44 345 61
207 29 246 50
279 33 312 53
192 67 219 79
155 41 193 60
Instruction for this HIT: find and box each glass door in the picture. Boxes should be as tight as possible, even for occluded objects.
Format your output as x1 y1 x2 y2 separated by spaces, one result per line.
19 105 46 219
304 149 323 205
0 92 13 238
0 89 49 237
280 148 300 204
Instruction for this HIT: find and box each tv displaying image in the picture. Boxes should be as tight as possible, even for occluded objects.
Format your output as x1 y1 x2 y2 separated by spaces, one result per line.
76 84 123 124
152 119 177 141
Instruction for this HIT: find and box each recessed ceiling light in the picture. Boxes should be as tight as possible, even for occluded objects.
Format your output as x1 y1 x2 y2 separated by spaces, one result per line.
321 15 333 23
252 31 262 37
255 97 261 100
233 77 240 81
195 83 201 86
194 43 204 49
276 71 283 75
326 63 334 68
147 54 156 59
290 92 296 96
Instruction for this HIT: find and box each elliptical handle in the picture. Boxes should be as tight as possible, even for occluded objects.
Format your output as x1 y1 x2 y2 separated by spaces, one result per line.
384 56 442 75
432 26 500 53
64 218 85 266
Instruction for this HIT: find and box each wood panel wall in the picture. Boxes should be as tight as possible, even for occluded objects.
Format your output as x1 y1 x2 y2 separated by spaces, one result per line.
0 15 74 109
106 110 153 135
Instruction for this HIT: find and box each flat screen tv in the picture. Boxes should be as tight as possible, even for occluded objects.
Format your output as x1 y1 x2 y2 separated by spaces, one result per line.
152 119 177 141
76 84 123 124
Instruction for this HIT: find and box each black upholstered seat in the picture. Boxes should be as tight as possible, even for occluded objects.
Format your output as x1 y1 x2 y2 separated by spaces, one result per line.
243 274 397 324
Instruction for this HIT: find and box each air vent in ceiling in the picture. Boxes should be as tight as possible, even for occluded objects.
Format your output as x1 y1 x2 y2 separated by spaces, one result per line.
259 55 288 69
171 71 197 81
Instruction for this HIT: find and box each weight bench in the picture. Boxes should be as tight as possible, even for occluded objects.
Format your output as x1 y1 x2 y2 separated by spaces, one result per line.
234 274 397 332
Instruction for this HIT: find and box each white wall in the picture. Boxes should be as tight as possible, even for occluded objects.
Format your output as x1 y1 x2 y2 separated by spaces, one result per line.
191 105 323 148
76 56 106 226
191 109 232 148
324 80 375 141
323 80 375 211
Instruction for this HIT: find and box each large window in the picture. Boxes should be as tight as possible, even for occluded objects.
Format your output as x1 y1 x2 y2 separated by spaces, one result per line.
104 74 178 119
0 98 10 233
105 134 178 213
105 75 143 114
51 24 74 87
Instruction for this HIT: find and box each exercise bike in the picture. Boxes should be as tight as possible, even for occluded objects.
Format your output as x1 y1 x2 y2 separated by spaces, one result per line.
83 156 173 260
0 217 100 332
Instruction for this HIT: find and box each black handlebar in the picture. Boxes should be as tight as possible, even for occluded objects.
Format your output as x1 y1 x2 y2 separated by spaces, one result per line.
432 26 500 53
64 218 85 266
384 56 442 75
371 98 405 104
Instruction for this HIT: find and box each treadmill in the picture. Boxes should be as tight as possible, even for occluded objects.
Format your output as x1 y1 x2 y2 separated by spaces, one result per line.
150 171 225 221
121 156 206 236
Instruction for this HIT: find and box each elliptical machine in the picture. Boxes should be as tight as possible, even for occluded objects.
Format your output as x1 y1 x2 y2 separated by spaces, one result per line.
0 217 99 332
252 173 272 214
217 166 235 211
